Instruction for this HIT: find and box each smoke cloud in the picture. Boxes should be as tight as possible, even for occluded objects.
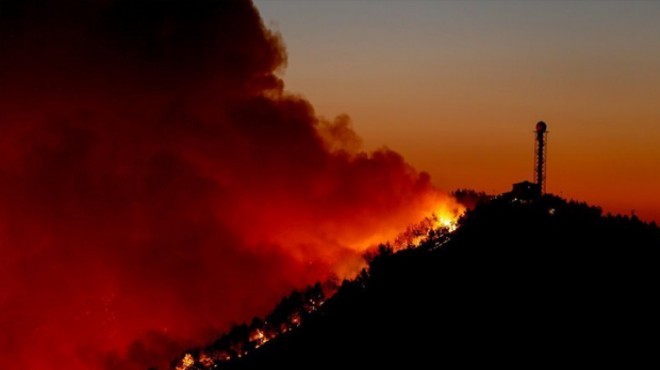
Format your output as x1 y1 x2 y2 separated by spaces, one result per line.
0 1 458 368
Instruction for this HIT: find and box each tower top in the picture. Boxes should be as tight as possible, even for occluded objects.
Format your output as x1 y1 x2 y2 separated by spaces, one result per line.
536 121 547 134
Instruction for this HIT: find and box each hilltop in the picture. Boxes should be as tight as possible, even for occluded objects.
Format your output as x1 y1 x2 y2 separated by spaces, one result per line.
176 194 659 369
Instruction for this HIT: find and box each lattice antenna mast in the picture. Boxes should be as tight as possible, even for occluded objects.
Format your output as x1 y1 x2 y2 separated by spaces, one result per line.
534 121 548 193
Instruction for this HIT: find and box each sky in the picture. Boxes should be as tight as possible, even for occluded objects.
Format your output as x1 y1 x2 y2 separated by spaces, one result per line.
255 0 660 222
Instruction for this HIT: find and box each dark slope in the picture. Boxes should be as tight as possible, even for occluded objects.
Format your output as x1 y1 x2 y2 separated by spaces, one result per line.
192 195 660 368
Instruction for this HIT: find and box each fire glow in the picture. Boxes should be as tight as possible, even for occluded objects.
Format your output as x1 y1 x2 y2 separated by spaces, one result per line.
173 208 461 370
0 1 462 369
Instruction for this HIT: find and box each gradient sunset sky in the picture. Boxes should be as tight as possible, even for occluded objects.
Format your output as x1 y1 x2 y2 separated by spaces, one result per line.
255 0 660 222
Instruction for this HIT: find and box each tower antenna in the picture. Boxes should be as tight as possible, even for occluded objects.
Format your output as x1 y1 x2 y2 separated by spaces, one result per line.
534 121 548 193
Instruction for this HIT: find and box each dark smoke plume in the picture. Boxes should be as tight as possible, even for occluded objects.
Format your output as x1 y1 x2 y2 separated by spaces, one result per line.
0 1 458 368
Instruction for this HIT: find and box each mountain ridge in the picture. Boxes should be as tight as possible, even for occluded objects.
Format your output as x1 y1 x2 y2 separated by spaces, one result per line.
175 193 659 369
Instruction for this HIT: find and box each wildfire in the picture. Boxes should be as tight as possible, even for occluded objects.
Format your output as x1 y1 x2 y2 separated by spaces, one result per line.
176 354 194 370
433 210 460 233
390 202 464 251
173 296 331 369
172 202 464 369
250 328 269 348
431 197 463 232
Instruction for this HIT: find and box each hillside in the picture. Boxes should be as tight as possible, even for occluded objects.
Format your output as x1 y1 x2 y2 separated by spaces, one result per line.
176 195 659 369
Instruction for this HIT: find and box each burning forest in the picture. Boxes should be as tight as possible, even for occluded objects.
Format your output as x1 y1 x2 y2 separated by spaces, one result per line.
172 215 459 370
173 282 332 370
0 1 462 369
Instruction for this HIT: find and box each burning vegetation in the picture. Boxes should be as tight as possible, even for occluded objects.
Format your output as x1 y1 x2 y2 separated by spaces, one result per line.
173 216 460 370
174 282 332 370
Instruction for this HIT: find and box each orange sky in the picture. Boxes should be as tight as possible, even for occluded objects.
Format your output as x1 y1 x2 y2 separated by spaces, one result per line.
256 0 660 222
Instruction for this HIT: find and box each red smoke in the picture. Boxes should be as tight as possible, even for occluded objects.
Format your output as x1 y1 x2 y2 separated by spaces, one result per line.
0 1 459 369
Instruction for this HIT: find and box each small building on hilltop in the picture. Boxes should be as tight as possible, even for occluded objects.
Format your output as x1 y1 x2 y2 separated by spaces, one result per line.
506 180 541 202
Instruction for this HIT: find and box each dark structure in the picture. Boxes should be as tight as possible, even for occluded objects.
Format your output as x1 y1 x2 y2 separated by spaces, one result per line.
502 121 548 202
534 121 547 193
510 180 541 202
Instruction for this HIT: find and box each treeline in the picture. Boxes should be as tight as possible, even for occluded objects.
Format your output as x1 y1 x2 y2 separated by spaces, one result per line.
173 282 334 369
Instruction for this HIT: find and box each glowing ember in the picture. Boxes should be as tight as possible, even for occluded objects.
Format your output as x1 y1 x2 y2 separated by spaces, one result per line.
175 354 194 370
290 313 302 326
249 328 269 348
198 353 213 367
